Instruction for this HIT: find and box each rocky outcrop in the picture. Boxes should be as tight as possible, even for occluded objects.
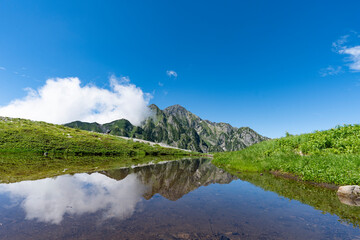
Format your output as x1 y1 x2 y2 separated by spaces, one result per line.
65 104 269 153
337 185 360 206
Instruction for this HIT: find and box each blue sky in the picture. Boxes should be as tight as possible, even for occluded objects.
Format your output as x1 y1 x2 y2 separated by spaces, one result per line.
1 0 360 138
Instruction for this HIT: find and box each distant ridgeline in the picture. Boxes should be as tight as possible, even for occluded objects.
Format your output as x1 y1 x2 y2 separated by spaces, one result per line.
65 104 268 153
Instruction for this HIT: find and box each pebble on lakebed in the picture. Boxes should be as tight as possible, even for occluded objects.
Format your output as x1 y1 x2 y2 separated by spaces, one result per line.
337 185 360 206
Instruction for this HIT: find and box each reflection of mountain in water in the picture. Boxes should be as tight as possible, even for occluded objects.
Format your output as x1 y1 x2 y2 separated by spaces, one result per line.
0 158 234 224
103 158 237 201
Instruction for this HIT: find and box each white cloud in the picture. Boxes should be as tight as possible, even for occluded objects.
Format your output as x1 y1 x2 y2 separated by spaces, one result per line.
333 34 360 71
339 46 360 71
0 173 147 224
158 82 164 87
320 66 342 77
0 67 5 71
0 75 152 125
166 70 178 78
332 35 349 51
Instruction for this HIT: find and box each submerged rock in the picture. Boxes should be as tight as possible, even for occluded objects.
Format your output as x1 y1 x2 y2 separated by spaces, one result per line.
337 185 360 206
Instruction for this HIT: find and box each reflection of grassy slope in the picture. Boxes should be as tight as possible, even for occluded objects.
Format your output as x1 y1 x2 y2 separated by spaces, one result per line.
0 117 190 156
0 153 188 183
213 125 360 185
236 172 360 227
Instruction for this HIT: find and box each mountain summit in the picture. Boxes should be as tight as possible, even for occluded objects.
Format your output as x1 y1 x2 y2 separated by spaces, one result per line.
65 104 268 153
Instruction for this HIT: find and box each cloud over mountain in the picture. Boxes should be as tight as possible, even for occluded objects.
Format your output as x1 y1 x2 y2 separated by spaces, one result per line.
0 76 152 125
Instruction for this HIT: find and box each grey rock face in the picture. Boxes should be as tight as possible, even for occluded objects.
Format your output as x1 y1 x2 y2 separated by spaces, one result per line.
142 104 269 153
65 104 269 153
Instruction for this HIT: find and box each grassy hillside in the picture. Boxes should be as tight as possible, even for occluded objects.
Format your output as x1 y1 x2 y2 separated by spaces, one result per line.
0 117 189 157
213 124 360 185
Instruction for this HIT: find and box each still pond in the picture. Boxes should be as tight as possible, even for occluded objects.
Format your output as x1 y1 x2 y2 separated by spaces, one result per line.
0 158 359 239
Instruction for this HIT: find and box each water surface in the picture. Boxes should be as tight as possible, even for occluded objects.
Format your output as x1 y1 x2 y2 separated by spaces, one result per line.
0 158 359 239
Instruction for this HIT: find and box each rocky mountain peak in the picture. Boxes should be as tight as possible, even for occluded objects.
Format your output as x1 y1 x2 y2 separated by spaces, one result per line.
149 104 160 111
148 104 163 117
164 104 189 115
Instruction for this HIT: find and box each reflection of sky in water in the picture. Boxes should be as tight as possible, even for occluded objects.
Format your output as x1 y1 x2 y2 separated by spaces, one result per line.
0 173 147 224
0 160 359 239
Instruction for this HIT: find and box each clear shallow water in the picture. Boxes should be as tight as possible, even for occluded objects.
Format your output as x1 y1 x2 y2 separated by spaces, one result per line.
0 158 359 240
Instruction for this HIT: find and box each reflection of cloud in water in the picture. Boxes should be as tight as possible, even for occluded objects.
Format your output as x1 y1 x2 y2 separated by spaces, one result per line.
0 173 147 224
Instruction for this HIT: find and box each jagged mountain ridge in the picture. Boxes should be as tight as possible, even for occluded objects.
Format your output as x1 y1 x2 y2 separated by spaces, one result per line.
65 104 268 153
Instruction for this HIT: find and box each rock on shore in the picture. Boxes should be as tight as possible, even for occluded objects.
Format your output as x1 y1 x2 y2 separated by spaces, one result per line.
337 185 360 206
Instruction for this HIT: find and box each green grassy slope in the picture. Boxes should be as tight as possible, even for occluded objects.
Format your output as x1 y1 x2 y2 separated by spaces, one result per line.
213 124 360 185
0 117 188 157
